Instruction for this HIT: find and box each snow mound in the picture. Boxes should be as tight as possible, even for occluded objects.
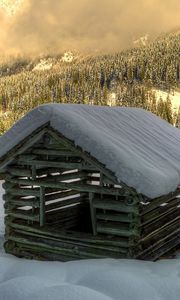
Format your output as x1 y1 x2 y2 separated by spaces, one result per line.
1 256 180 300
0 104 180 198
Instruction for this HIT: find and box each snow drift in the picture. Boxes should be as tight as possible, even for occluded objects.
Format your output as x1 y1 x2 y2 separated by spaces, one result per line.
1 255 180 300
0 104 180 198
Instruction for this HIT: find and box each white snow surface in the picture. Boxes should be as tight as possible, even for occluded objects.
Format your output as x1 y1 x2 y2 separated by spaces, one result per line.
0 104 180 198
1 256 180 300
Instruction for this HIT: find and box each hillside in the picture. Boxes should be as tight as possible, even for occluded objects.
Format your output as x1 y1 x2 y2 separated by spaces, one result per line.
0 31 179 133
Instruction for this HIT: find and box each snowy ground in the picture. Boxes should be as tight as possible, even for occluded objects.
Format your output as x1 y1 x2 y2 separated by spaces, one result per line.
1 181 180 300
153 89 180 111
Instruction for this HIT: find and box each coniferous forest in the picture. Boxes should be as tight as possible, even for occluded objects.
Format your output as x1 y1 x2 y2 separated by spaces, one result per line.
0 31 179 134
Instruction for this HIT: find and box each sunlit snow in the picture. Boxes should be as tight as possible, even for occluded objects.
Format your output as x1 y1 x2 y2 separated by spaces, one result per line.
153 89 180 111
33 59 53 71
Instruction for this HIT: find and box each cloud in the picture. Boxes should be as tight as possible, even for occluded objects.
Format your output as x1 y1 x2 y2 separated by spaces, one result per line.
0 0 180 56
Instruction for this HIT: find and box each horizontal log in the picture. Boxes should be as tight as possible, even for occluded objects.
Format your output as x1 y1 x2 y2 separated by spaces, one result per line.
4 188 40 197
6 233 120 259
32 148 77 157
6 221 131 247
18 154 37 160
6 167 32 177
96 212 136 223
45 190 82 202
45 196 84 211
97 222 140 238
7 177 126 196
5 198 39 208
10 228 126 254
17 159 98 172
7 209 39 222
93 199 139 214
43 171 88 183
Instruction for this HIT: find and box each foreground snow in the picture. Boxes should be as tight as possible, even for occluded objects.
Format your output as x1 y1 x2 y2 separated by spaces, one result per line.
1 255 180 300
0 104 180 198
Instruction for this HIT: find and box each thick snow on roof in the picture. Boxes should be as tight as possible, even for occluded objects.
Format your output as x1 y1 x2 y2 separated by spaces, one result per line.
0 104 180 198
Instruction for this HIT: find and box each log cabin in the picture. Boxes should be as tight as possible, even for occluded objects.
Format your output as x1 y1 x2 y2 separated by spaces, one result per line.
0 104 180 261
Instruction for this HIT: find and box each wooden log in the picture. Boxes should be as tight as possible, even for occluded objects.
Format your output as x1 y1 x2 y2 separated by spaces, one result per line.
140 189 180 215
4 187 40 197
7 209 39 222
44 171 88 183
6 167 32 177
45 196 84 211
93 199 139 214
0 126 48 170
7 177 127 196
9 228 128 254
17 154 37 160
40 187 45 227
138 233 180 261
141 197 180 223
17 159 98 172
140 216 180 243
32 148 77 157
5 198 39 208
97 222 140 238
6 233 121 259
137 227 180 259
6 221 131 248
89 192 97 236
45 190 82 202
96 212 135 223
141 207 180 234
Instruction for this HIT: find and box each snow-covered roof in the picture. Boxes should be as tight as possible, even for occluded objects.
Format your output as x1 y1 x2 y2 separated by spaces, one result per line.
0 104 180 198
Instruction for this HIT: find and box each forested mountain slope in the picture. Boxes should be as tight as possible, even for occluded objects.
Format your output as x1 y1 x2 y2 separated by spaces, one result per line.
0 31 179 133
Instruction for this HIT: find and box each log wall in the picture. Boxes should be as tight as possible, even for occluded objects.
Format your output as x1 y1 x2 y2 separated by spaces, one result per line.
2 129 180 261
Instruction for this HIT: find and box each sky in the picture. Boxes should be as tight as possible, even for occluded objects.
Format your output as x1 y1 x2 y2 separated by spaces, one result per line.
0 0 179 55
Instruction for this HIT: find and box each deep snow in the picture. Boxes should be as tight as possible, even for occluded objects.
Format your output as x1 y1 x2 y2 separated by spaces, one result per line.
0 104 180 198
1 181 180 300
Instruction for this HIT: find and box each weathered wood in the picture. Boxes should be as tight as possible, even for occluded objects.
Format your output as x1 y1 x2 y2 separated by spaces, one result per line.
32 148 77 157
17 159 98 171
45 196 84 211
89 192 97 235
4 187 40 197
6 221 131 248
0 126 49 170
45 190 82 202
96 212 135 223
40 187 45 227
97 222 140 238
7 210 39 222
140 188 180 214
7 177 127 196
6 167 32 177
5 198 39 208
93 199 139 214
